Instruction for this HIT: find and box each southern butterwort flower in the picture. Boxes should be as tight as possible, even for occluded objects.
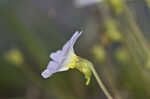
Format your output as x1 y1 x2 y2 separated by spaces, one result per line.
41 31 93 85
74 0 102 7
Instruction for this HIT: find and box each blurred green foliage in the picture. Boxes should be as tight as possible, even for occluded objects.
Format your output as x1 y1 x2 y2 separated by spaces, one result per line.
4 48 24 65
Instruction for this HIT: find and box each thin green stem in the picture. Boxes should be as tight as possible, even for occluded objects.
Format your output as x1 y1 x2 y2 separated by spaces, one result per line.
90 65 113 99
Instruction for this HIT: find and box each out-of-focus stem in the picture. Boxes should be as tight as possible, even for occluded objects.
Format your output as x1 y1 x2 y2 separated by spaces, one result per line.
90 65 113 99
124 7 150 57
145 0 150 8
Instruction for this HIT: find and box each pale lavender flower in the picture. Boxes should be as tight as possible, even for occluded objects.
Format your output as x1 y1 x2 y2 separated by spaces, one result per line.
74 0 101 7
41 31 82 78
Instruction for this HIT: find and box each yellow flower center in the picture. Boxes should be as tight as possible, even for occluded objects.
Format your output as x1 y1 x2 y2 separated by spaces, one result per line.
67 53 79 69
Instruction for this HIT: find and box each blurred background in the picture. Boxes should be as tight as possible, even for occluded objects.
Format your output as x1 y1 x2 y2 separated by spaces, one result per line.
0 0 150 99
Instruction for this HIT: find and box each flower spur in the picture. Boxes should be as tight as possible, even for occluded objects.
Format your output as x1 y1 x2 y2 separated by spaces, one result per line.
41 31 92 85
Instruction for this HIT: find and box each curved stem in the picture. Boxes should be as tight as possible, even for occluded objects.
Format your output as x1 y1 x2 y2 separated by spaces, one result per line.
90 65 113 99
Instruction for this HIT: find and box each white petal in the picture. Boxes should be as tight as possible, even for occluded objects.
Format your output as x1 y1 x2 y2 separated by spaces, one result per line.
41 69 52 78
62 31 82 54
50 50 65 63
58 66 69 72
50 31 82 62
